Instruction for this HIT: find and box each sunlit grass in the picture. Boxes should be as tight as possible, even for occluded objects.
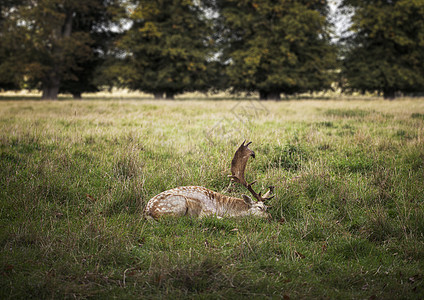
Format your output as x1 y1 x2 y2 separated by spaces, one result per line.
1 98 424 298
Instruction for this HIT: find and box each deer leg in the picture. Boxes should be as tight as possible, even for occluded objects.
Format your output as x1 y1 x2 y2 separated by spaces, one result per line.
185 197 205 217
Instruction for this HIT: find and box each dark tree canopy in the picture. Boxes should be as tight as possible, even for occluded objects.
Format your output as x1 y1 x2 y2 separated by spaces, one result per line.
0 0 122 99
59 2 123 99
0 0 26 90
340 0 424 99
214 0 337 100
118 0 214 99
2 0 424 100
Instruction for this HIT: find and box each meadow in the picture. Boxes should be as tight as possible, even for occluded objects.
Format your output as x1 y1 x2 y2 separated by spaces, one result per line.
1 97 424 299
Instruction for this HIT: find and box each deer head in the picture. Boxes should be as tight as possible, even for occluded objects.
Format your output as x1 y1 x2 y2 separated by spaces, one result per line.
229 141 274 205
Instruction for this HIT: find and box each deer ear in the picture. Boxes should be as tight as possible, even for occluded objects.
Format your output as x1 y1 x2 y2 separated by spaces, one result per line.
242 194 254 206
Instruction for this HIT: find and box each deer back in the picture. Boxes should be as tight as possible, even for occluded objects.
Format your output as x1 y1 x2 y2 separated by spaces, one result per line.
144 186 260 219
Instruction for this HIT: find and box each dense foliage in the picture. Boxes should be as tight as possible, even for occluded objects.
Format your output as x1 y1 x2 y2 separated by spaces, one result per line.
340 0 424 99
214 0 337 99
1 0 424 99
0 0 25 90
117 0 214 99
0 0 122 99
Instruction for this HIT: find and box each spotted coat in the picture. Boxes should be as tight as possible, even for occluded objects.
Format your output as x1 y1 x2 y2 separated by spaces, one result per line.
144 186 270 220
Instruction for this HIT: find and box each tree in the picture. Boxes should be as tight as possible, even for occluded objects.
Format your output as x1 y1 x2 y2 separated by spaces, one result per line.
214 0 337 100
1 0 122 99
340 0 424 99
118 0 214 99
0 0 25 90
59 4 123 99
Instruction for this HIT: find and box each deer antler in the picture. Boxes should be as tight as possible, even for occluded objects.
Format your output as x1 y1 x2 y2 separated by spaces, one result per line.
229 141 274 202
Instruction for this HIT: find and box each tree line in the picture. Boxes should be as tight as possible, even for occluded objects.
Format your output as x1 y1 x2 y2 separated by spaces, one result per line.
0 0 423 100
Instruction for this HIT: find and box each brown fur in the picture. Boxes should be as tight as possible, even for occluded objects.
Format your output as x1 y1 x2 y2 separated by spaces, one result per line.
144 186 268 220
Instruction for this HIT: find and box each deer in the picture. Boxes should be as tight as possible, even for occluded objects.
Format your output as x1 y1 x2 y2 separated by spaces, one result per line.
144 141 274 220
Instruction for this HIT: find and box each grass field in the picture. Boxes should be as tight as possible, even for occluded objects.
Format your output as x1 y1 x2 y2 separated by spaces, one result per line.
1 97 424 299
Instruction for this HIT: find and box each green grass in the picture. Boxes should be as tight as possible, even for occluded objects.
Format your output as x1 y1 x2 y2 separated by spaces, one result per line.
1 98 424 299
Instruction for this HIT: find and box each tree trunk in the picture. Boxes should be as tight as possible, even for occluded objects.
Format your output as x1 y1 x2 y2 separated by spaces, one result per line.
72 92 82 99
41 72 60 100
154 92 164 99
41 10 74 100
383 89 395 100
62 11 73 37
259 90 281 100
42 85 60 100
267 91 281 100
259 90 267 100
166 91 175 100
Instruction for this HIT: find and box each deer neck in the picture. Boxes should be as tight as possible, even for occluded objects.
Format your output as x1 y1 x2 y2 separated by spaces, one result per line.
212 191 250 217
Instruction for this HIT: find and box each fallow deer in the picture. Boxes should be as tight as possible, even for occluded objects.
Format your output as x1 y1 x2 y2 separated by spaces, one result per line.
144 141 274 220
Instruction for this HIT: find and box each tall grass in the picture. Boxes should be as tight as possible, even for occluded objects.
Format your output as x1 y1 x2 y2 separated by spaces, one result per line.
1 98 424 299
